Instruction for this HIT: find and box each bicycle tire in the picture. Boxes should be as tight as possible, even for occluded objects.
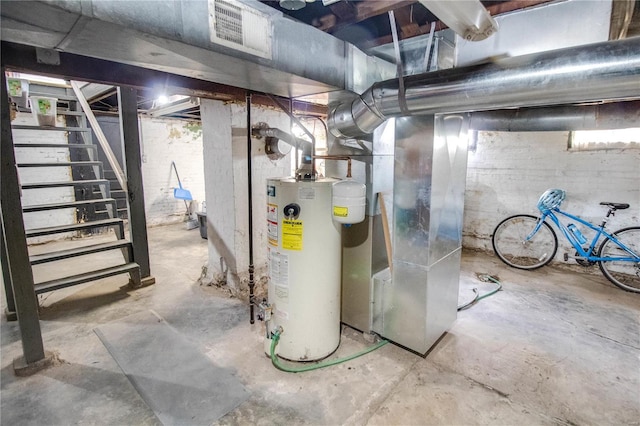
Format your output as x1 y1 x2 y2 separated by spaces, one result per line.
492 214 558 270
597 226 640 293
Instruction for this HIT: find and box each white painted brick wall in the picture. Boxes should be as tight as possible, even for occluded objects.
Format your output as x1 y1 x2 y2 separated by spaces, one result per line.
139 116 206 226
201 100 293 290
230 104 293 274
202 100 237 286
464 131 640 264
12 112 74 243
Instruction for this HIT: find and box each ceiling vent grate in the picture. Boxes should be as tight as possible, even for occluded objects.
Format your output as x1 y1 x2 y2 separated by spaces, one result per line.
209 0 272 59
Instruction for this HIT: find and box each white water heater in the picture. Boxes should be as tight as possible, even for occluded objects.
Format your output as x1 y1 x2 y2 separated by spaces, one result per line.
265 177 342 361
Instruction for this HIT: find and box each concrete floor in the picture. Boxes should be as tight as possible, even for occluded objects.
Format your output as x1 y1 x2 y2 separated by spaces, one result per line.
2 222 639 425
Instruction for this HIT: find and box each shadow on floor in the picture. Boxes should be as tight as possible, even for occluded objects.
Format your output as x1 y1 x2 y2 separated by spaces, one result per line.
38 286 132 321
1 361 159 425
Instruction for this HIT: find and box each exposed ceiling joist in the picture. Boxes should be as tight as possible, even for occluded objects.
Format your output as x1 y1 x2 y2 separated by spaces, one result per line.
316 0 416 32
327 1 356 20
484 0 555 15
610 0 636 39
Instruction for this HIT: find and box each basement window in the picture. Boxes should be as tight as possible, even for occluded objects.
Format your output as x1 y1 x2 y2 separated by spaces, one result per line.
569 128 640 150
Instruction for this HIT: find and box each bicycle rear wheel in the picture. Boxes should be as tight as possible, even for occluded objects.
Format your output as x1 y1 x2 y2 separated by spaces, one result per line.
598 226 640 293
492 214 558 269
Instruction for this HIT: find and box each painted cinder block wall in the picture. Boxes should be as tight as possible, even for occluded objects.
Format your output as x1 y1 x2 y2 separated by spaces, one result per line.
463 131 640 264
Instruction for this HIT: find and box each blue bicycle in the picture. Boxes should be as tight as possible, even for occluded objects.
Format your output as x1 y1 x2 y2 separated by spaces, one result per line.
492 189 640 293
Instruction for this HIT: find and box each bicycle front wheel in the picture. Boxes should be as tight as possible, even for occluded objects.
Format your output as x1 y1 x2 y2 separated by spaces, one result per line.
492 214 558 269
598 226 640 293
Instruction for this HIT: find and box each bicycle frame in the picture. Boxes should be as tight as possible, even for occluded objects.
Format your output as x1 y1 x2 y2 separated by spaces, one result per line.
528 208 640 262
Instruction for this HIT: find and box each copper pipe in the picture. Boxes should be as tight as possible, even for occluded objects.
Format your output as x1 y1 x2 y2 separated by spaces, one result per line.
313 155 352 178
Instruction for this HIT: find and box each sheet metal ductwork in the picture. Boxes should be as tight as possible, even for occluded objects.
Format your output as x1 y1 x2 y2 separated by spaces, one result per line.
469 101 640 132
0 0 394 98
328 37 640 139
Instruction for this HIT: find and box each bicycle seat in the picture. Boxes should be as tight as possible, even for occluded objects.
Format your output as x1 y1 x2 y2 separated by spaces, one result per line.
600 202 630 210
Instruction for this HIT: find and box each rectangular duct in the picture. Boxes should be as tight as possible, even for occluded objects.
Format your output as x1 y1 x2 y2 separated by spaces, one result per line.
371 114 470 354
336 114 470 353
1 0 396 98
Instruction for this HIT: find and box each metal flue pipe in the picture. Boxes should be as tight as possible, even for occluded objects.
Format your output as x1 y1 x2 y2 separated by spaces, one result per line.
252 127 312 154
328 37 640 138
252 126 315 180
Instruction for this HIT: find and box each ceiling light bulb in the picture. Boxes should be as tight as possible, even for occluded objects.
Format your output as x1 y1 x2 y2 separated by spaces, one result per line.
280 0 306 10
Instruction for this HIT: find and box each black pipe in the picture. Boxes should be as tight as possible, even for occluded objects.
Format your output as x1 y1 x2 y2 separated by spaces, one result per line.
247 91 255 324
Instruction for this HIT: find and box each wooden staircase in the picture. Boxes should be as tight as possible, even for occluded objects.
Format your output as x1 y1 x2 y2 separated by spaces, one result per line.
10 82 141 295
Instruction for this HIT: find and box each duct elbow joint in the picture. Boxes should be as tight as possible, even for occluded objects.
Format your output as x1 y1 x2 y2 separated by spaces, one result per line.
328 92 385 139
328 102 360 139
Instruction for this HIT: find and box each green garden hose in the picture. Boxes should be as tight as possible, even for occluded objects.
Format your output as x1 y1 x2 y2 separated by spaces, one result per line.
269 275 501 372
457 274 502 311
269 328 388 373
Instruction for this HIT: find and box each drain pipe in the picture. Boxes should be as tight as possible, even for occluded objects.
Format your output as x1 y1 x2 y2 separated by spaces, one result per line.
328 37 640 138
247 91 255 324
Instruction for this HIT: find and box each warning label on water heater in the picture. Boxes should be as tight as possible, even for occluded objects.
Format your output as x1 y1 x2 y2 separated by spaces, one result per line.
269 249 289 288
282 219 303 251
267 203 278 246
